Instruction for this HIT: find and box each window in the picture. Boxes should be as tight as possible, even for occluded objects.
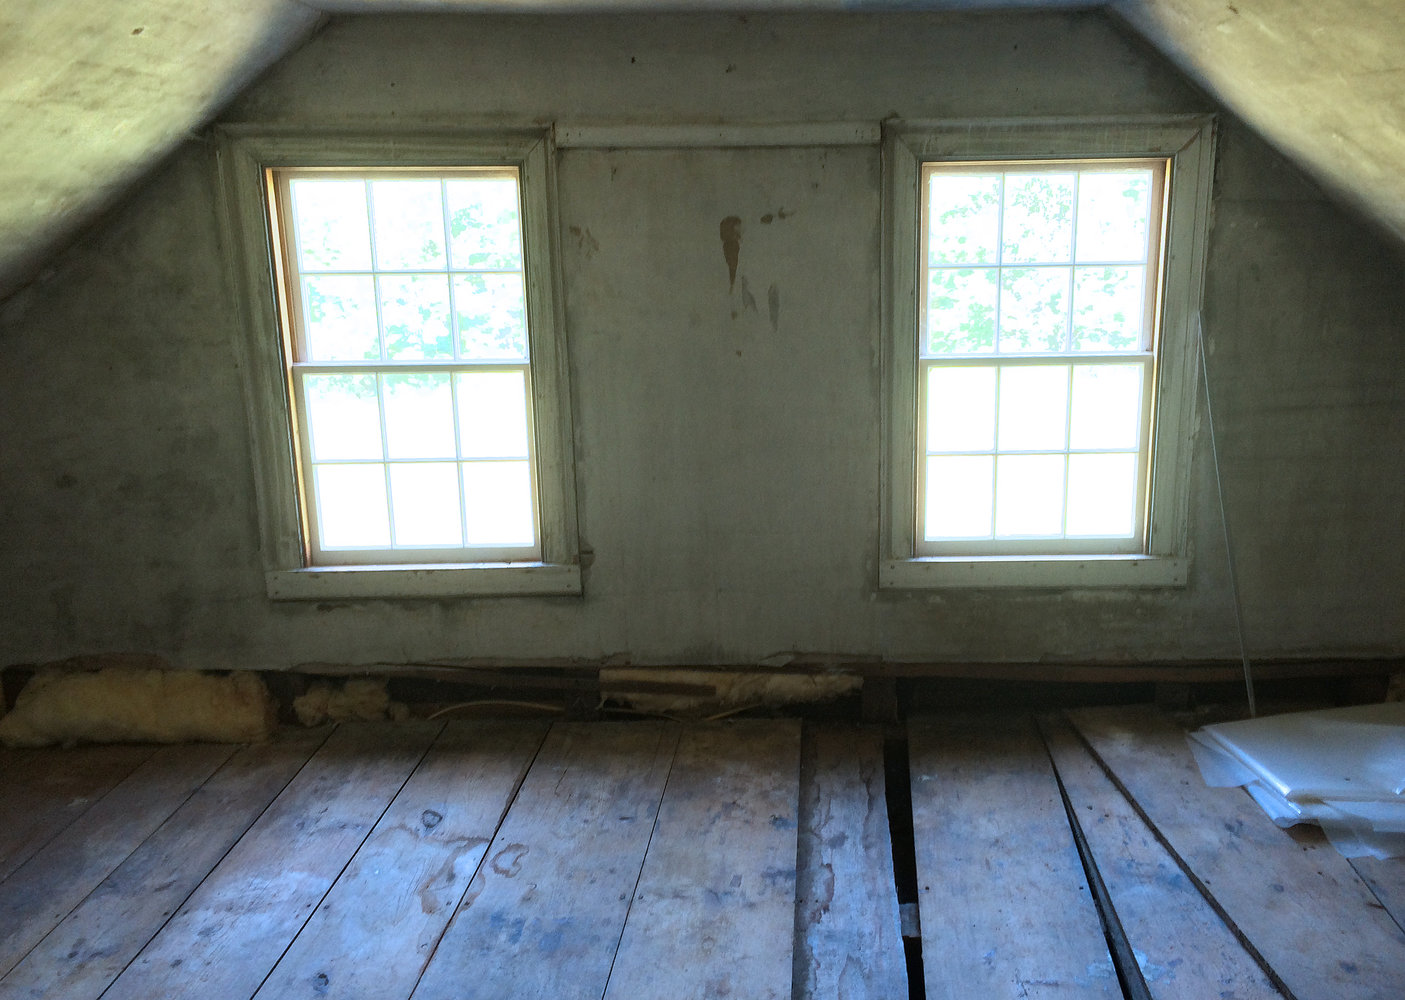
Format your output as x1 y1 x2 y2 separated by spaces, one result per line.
881 119 1214 588
219 131 580 599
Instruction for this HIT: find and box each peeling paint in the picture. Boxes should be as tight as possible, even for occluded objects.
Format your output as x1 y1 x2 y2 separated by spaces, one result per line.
719 215 742 290
739 275 758 315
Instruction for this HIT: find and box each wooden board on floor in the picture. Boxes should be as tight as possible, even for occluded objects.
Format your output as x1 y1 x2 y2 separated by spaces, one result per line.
252 720 548 1000
0 742 235 978
792 724 907 1000
1069 705 1405 1000
1038 714 1284 1000
1350 857 1405 934
0 729 328 1000
101 722 442 1000
602 720 803 1000
412 721 679 1000
908 714 1121 1000
0 743 159 882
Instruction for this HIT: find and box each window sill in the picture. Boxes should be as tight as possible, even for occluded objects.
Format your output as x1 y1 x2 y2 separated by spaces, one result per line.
880 555 1187 590
266 562 582 600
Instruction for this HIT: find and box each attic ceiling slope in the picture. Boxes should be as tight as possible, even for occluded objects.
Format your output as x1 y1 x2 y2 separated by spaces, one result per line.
1114 0 1405 243
0 0 322 303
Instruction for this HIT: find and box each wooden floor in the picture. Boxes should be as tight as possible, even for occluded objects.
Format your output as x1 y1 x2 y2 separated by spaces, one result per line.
1 706 1402 999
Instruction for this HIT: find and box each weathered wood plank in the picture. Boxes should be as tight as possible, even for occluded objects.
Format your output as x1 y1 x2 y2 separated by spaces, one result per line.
0 742 235 978
603 720 803 1000
1351 858 1405 934
0 743 159 881
0 729 328 1000
101 721 442 1000
411 721 679 1000
1039 714 1284 1000
1069 704 1405 1000
908 714 1120 1000
793 724 907 1000
253 720 548 1000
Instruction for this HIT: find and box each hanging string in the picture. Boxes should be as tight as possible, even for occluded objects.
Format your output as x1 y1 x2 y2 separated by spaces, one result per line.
1196 312 1257 717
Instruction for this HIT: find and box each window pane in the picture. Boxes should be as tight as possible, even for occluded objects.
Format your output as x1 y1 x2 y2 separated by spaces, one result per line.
1072 266 1145 352
926 268 997 356
380 274 453 360
383 373 456 459
925 456 993 539
447 178 523 270
389 463 463 546
304 374 383 461
927 366 996 452
456 371 530 459
928 173 1001 265
302 276 380 361
1067 453 1138 536
1069 364 1143 450
1076 171 1151 263
995 454 1065 537
290 179 371 271
370 180 448 271
315 464 390 548
1002 173 1075 264
455 273 529 361
999 267 1069 352
997 365 1068 451
462 461 535 545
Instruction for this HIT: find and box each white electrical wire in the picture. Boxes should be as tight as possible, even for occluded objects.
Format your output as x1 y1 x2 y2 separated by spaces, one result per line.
1196 312 1257 717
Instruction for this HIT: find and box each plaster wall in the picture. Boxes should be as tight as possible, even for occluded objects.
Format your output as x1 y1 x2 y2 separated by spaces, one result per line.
1 12 1401 671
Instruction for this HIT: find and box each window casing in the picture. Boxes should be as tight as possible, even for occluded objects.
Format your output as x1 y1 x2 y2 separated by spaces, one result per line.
219 131 580 599
882 119 1215 589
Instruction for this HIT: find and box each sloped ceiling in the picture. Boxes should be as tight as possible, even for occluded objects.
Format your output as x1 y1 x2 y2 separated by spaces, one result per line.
0 0 1402 303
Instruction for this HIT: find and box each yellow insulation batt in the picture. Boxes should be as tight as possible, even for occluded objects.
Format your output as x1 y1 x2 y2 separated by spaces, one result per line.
0 667 276 747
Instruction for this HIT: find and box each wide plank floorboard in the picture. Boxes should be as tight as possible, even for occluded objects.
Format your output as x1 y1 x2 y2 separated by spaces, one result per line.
0 743 158 882
101 721 442 1000
909 714 1120 1000
0 729 328 1000
792 724 907 1000
602 720 803 1000
411 721 678 1000
1069 704 1405 1000
1039 714 1284 1000
254 720 548 1000
0 742 236 978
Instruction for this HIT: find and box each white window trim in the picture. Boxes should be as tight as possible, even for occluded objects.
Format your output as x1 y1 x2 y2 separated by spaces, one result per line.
880 116 1215 590
216 127 581 599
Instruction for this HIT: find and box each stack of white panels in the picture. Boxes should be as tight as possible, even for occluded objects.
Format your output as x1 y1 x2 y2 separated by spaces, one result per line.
1187 702 1405 859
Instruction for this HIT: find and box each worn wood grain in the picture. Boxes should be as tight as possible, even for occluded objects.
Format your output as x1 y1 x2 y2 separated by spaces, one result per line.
0 743 158 881
792 724 907 1000
1039 714 1284 1000
253 720 548 1000
412 721 679 1000
101 721 441 1000
0 729 328 1000
0 742 235 978
603 720 802 1000
1069 704 1405 1000
909 714 1120 1000
1350 857 1405 934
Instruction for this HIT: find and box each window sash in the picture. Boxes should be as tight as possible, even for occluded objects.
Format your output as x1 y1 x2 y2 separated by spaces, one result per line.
268 166 543 565
913 156 1169 558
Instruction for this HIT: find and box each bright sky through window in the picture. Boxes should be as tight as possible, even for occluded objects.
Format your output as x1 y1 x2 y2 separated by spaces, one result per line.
918 161 1166 554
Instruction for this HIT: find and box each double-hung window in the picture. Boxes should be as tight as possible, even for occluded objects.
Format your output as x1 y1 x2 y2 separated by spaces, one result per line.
219 131 580 599
882 119 1214 588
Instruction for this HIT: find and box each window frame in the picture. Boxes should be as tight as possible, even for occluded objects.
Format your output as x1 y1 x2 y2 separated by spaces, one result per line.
217 128 581 599
880 117 1215 590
